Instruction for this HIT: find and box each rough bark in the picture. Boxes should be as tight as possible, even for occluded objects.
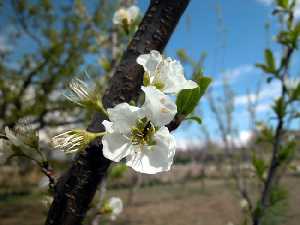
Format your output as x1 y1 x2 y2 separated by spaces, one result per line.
45 1 190 225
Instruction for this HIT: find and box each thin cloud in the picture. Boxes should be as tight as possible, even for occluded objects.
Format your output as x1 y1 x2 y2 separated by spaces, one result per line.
235 81 281 105
213 64 256 87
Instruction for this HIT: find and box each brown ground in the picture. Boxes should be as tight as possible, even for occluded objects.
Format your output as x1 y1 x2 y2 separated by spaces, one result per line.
0 177 299 225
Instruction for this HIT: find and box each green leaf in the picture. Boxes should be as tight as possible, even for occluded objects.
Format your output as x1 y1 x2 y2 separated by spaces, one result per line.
252 152 267 181
176 86 201 115
272 97 286 118
176 76 211 116
276 0 289 9
290 83 300 101
278 141 296 162
109 164 127 179
264 49 276 73
184 116 202 124
197 76 212 96
256 63 274 74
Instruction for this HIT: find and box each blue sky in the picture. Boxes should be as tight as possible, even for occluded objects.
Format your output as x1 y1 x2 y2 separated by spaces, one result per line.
138 0 300 146
1 0 299 147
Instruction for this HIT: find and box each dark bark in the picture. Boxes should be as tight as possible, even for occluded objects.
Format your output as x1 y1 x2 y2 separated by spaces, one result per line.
45 1 190 225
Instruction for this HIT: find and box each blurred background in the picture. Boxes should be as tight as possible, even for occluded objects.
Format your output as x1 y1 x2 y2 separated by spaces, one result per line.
0 0 300 225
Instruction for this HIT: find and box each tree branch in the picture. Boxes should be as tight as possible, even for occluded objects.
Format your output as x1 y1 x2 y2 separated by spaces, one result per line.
45 1 190 225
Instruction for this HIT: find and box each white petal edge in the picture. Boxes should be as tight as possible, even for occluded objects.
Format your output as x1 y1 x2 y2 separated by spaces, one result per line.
136 50 162 79
107 102 143 134
141 86 177 127
102 120 114 133
127 5 140 21
102 132 133 162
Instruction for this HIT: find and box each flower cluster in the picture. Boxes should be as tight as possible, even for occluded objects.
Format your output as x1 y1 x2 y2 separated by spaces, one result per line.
101 50 197 174
54 50 199 175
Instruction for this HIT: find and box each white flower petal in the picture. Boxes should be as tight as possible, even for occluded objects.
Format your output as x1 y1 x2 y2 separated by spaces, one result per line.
137 50 162 80
102 120 114 133
126 127 176 174
183 80 198 90
107 103 144 134
102 132 133 162
159 59 198 94
127 5 140 21
108 197 123 215
113 8 127 25
141 86 177 127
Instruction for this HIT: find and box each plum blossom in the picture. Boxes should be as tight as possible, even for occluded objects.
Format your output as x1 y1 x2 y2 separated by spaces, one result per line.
137 50 198 94
106 197 123 221
113 5 139 25
240 199 248 209
284 77 300 90
102 86 176 174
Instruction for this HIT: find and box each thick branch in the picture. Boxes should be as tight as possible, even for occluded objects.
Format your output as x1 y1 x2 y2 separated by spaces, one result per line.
45 1 190 225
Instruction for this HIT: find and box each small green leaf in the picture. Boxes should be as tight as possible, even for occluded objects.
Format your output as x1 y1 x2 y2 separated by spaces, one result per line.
290 83 300 101
272 97 286 118
252 153 267 181
256 63 274 74
278 141 296 162
176 86 201 115
264 49 276 73
276 0 289 9
109 164 127 179
176 77 211 116
197 76 212 96
184 116 202 124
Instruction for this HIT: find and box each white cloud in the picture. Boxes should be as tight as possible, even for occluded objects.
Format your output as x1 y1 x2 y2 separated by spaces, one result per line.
235 81 281 108
176 138 205 150
256 0 273 6
213 64 257 87
207 130 254 148
256 102 271 112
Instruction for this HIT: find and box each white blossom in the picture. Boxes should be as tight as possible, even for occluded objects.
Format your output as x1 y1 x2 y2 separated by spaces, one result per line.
113 5 139 25
240 199 248 209
137 50 198 94
102 90 176 174
284 77 300 90
106 197 123 221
